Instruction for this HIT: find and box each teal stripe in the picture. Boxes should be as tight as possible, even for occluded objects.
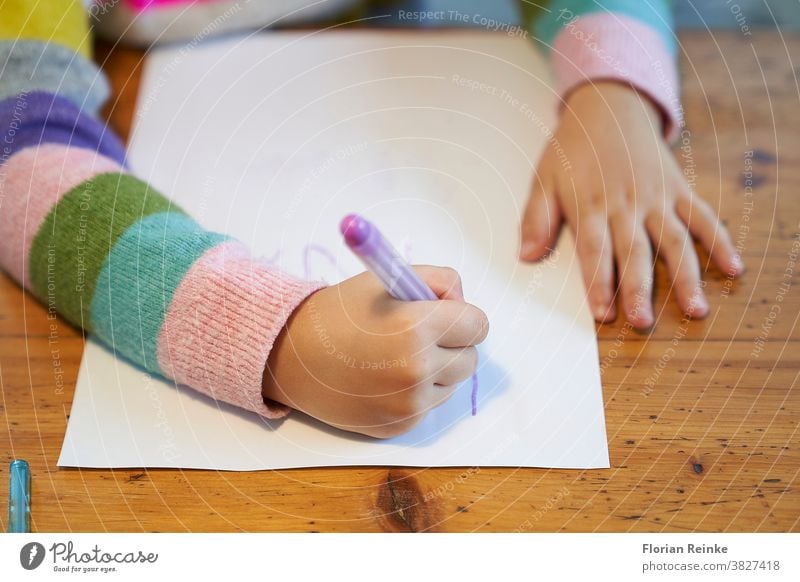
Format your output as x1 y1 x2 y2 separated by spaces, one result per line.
532 0 676 56
90 211 230 373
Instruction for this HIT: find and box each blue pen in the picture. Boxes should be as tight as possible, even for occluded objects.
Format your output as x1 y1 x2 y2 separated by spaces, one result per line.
341 214 479 415
8 459 31 533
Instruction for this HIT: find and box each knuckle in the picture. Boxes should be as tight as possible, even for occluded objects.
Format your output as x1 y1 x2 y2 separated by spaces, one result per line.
703 206 721 226
624 190 639 206
440 265 459 282
396 306 430 342
400 355 433 385
589 190 606 207
690 195 711 215
577 229 605 254
644 212 665 235
662 229 686 249
627 243 650 262
405 319 429 346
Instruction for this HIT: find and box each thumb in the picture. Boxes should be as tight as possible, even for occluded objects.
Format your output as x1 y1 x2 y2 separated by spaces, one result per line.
412 265 464 301
520 176 562 261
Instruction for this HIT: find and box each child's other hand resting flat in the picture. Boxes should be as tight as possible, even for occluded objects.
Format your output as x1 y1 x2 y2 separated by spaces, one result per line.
263 266 489 438
520 82 745 329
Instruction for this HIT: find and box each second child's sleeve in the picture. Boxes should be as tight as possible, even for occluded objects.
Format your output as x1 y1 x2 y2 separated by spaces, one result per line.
522 0 682 142
0 0 324 419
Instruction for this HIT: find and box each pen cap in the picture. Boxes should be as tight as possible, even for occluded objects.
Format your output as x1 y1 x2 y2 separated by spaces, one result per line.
340 214 376 255
340 213 437 302
8 459 31 533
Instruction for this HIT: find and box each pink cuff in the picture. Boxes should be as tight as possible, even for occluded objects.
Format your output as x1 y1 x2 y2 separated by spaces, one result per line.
156 240 326 419
551 13 682 143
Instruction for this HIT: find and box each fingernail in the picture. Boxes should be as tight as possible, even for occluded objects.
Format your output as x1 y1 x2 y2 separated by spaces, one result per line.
631 304 653 328
520 241 538 259
691 292 708 316
732 254 744 274
592 300 612 321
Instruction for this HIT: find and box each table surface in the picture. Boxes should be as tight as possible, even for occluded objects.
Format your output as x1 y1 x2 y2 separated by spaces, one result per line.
1 31 797 533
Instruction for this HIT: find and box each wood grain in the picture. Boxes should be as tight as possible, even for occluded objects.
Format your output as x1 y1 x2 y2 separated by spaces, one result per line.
1 31 797 532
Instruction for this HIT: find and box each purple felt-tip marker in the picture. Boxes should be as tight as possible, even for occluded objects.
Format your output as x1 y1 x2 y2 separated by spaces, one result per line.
341 213 479 415
341 214 437 302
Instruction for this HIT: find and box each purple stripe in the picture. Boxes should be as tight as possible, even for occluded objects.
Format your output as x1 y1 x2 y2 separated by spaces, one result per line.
0 91 126 167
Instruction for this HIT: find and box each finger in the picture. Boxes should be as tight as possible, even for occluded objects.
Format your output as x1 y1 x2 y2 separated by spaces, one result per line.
610 213 655 329
432 346 479 387
572 211 616 322
676 195 744 277
520 174 562 261
427 301 490 347
646 212 709 318
420 383 459 413
413 265 464 301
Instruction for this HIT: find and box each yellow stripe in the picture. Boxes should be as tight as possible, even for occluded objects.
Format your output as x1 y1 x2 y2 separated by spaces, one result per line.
0 0 90 58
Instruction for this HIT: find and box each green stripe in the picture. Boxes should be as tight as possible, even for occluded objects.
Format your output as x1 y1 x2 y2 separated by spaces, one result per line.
29 172 182 331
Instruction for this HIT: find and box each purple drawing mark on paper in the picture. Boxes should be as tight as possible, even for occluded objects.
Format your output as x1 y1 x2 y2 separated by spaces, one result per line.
471 372 478 416
302 243 340 281
263 249 282 266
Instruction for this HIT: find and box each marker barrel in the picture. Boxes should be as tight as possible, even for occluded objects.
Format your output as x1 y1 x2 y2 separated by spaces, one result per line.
8 459 31 533
341 214 437 302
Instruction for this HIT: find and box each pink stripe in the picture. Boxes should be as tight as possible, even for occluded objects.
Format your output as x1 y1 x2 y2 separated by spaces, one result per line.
0 144 123 288
552 13 682 142
156 240 325 419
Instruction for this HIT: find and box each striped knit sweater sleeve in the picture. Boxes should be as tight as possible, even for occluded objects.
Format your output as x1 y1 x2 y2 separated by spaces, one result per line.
522 0 681 142
0 0 324 419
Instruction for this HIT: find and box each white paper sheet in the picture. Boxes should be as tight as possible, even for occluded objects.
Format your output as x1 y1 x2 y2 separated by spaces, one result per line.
58 31 609 470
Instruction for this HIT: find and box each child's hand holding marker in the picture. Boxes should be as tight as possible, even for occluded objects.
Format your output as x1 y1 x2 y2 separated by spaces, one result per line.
262 216 489 438
519 82 745 329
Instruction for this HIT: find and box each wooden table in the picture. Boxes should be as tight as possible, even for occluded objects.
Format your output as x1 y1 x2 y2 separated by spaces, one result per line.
1 31 797 532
